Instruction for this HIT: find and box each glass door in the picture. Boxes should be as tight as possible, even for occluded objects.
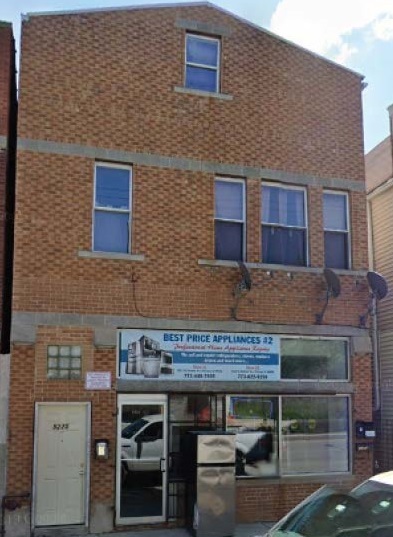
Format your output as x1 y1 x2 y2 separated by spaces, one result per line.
116 394 167 525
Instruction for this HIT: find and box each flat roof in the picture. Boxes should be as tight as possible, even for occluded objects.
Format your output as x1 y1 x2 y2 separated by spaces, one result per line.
24 1 364 80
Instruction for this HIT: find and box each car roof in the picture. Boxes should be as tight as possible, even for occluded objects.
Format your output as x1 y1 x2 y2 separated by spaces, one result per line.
369 471 393 486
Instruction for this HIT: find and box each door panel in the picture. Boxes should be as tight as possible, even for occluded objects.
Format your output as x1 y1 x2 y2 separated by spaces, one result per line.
35 404 88 527
117 396 167 525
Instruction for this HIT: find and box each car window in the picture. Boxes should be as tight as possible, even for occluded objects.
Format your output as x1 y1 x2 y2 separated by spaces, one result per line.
122 418 148 439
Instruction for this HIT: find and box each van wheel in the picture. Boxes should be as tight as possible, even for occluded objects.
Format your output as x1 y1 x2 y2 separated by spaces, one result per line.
236 450 246 476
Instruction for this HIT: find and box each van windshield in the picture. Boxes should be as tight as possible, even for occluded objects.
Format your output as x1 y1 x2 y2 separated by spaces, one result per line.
272 480 393 537
122 419 148 439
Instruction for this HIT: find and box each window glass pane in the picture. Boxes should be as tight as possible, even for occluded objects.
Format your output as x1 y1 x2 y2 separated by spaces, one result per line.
324 193 347 231
215 181 243 220
226 396 278 478
262 186 305 227
215 221 243 261
285 189 305 227
281 397 349 474
186 66 217 92
262 186 280 224
262 226 306 266
96 166 130 210
281 339 348 380
94 211 129 253
187 36 218 67
325 232 348 269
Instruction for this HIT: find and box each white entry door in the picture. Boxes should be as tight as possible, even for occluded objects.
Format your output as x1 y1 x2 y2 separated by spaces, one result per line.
34 403 89 527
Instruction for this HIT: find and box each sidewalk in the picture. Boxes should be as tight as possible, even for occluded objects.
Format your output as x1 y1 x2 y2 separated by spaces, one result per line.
85 523 274 537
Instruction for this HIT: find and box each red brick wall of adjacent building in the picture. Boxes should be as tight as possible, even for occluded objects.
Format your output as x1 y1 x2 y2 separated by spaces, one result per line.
8 4 372 527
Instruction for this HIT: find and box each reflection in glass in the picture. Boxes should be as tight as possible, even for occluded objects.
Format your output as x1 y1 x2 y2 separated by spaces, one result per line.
281 397 349 474
226 396 278 478
120 404 164 519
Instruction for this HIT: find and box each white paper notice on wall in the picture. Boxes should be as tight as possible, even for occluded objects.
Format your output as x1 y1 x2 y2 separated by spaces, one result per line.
85 371 111 390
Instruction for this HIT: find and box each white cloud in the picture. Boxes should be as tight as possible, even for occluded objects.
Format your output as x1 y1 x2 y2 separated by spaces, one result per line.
372 14 393 41
270 0 393 65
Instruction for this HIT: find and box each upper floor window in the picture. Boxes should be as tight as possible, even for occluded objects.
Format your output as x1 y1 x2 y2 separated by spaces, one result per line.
215 179 245 261
93 163 132 254
323 191 350 269
185 34 220 93
262 184 307 266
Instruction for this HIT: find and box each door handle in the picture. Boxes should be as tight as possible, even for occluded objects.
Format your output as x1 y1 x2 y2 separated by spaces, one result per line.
79 470 85 475
160 458 166 473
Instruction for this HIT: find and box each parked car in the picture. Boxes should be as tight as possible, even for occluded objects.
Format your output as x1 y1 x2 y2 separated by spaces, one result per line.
265 470 393 537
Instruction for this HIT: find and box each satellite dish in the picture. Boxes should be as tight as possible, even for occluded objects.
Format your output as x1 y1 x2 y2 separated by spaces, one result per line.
359 271 388 327
231 261 252 320
367 271 388 300
315 269 341 324
324 268 341 299
238 261 252 292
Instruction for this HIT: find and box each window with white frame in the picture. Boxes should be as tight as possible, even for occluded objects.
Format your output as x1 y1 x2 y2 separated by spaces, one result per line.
215 179 245 261
281 338 349 381
93 163 132 254
185 34 220 93
262 184 307 266
323 191 350 269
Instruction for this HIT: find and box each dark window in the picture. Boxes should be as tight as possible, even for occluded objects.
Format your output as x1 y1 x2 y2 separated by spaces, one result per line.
215 179 245 261
323 192 349 269
93 164 131 253
185 34 220 92
262 185 307 266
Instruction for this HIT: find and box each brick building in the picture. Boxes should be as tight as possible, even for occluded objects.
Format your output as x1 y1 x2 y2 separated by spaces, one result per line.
6 3 372 535
365 106 393 472
0 20 17 515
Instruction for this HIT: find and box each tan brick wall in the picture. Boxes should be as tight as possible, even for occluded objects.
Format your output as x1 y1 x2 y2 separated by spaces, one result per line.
7 4 372 528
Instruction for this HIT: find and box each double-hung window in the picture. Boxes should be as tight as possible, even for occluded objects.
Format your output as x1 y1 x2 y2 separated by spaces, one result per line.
93 163 132 254
323 191 350 269
185 34 220 93
215 179 245 261
262 184 307 266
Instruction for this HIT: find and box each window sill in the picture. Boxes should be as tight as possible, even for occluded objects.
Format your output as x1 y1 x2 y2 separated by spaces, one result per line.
198 259 367 277
174 86 233 101
78 250 145 262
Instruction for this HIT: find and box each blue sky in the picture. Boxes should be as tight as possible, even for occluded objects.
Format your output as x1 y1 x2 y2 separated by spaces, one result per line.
2 0 393 153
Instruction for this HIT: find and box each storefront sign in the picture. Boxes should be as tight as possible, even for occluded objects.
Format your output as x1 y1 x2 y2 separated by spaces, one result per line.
118 330 280 381
85 371 112 390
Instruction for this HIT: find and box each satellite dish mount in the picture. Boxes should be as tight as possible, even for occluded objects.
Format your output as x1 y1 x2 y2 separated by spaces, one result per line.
315 269 341 325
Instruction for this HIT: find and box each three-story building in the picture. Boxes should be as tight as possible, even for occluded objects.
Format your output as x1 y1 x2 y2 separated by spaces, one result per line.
6 3 372 535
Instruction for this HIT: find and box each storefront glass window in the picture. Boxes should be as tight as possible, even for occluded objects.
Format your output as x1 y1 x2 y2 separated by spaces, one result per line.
281 339 348 380
281 396 350 474
226 396 279 478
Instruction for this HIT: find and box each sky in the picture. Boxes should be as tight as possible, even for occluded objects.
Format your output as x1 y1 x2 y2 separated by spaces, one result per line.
2 0 393 153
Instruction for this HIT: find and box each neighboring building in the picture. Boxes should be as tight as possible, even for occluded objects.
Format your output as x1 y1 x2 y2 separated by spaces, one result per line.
0 20 17 518
6 3 371 535
366 106 393 473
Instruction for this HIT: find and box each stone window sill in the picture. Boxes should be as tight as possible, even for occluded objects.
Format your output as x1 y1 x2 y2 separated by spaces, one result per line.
198 259 367 277
78 250 145 262
174 86 233 101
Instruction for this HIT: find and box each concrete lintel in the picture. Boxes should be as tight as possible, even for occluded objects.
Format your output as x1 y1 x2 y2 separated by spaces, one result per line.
18 137 366 193
175 18 231 36
94 327 117 347
116 378 354 394
78 250 145 262
352 335 372 355
11 311 369 344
